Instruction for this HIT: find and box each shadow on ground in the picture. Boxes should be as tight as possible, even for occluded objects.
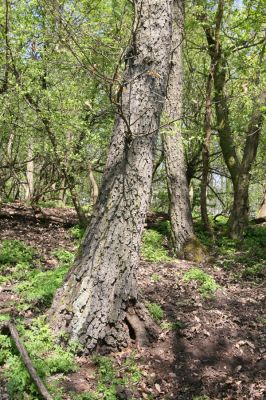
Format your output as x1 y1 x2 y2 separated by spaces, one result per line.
138 260 266 399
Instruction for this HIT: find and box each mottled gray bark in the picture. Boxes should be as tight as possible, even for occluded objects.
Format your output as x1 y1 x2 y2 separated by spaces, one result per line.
228 88 266 238
162 0 194 254
200 0 223 237
49 0 173 351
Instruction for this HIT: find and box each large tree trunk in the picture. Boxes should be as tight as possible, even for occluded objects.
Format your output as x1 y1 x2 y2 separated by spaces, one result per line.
49 0 173 352
162 0 194 255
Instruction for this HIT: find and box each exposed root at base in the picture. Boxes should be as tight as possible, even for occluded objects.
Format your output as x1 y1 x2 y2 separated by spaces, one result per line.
126 304 159 348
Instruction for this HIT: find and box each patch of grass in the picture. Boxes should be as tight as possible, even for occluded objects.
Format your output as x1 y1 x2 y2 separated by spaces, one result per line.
257 316 266 325
141 229 171 262
151 273 161 282
0 240 36 284
161 320 184 330
16 265 69 309
37 200 60 208
183 267 220 298
147 302 164 321
0 314 10 323
89 354 141 400
213 224 266 282
16 249 74 309
69 225 86 241
241 262 265 280
0 317 76 399
0 239 35 266
194 228 213 248
192 396 209 400
154 220 171 237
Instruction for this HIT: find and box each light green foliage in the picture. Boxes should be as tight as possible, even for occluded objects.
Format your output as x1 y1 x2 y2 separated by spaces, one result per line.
192 396 209 400
70 225 86 241
141 229 171 262
240 226 266 279
16 264 69 308
85 354 142 400
53 248 75 266
0 240 36 284
147 303 164 321
0 240 74 309
0 0 132 207
0 318 76 399
161 320 184 330
0 239 35 268
151 273 161 282
0 314 10 323
16 249 74 308
214 223 266 281
183 268 220 298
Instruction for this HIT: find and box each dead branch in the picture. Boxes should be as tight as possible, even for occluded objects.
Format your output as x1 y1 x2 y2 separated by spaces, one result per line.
0 321 53 400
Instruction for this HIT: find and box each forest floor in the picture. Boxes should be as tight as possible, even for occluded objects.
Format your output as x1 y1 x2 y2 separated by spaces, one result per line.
0 204 265 400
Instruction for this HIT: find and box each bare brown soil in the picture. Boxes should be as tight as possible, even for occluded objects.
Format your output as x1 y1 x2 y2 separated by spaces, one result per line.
0 209 265 400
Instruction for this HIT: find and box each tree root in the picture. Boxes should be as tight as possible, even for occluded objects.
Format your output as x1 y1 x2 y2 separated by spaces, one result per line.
126 304 160 348
0 321 53 400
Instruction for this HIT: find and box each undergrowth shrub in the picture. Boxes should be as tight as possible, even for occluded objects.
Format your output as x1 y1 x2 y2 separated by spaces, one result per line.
183 267 220 298
161 320 184 330
0 240 36 284
16 249 74 308
147 302 164 321
92 354 142 399
0 240 35 268
141 229 171 262
0 318 76 399
70 225 86 241
214 224 266 281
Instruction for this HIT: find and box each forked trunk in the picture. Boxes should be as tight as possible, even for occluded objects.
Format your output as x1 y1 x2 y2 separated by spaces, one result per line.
49 0 173 351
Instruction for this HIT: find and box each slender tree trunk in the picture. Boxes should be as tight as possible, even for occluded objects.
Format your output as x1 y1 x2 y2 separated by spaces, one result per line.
162 0 194 254
49 0 173 351
227 88 266 238
0 0 9 95
258 186 266 220
200 1 224 237
200 69 213 235
203 0 265 239
88 163 99 206
25 138 34 202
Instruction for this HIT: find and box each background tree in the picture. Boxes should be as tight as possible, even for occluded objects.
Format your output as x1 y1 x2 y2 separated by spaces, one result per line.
162 0 195 256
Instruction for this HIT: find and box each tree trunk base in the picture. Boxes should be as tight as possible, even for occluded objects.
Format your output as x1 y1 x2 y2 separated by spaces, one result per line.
181 238 207 263
85 302 159 355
